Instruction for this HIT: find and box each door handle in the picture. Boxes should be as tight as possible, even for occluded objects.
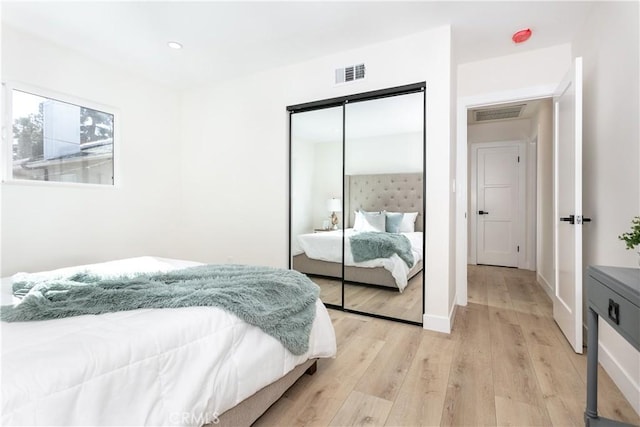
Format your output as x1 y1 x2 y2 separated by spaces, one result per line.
560 215 592 225
560 215 575 224
478 210 489 215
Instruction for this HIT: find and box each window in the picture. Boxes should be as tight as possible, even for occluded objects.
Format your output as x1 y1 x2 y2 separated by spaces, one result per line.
6 87 114 185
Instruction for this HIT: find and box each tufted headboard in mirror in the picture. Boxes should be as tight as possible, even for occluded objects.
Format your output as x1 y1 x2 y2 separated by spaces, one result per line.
345 173 424 232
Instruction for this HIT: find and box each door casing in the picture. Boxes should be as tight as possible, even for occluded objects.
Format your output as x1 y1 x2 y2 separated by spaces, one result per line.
456 84 557 307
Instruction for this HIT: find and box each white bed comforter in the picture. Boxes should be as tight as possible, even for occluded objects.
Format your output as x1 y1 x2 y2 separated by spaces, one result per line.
296 229 423 291
0 257 337 426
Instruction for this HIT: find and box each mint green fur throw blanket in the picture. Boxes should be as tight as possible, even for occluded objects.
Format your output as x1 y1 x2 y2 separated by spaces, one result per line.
1 265 319 355
350 232 415 267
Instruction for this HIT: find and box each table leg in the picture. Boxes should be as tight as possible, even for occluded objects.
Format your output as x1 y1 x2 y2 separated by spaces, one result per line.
585 307 599 424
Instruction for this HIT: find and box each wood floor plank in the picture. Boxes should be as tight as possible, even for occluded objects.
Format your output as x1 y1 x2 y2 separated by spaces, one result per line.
384 334 456 426
441 306 496 426
495 396 554 427
261 335 386 427
467 265 488 306
490 320 552 426
354 325 423 401
542 395 585 427
525 342 585 426
548 314 589 377
485 267 513 312
329 391 393 426
503 271 550 317
251 377 309 427
596 364 640 424
354 316 395 342
332 313 372 347
488 305 519 326
517 311 560 347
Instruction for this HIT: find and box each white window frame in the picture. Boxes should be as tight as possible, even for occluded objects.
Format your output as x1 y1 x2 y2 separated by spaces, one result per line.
1 81 120 188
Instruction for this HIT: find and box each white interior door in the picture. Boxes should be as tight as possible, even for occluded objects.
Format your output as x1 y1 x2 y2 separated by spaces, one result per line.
475 143 520 267
553 57 584 354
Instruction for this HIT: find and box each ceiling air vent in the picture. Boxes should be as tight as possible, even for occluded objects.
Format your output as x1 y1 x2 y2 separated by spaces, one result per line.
335 63 365 84
475 104 525 122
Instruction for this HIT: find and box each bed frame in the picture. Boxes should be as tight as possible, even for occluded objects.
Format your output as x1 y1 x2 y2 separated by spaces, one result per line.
211 359 317 426
293 172 424 289
293 253 422 289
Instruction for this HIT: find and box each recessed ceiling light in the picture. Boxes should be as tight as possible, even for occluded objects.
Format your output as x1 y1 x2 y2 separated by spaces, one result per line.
167 41 183 50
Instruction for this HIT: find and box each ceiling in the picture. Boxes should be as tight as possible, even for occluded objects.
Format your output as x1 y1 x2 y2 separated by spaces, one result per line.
1 1 594 90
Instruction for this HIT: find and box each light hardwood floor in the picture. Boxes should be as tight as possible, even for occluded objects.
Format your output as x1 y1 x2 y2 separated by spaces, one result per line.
254 265 640 426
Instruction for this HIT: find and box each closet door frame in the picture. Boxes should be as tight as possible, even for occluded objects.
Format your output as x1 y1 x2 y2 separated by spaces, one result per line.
287 82 426 325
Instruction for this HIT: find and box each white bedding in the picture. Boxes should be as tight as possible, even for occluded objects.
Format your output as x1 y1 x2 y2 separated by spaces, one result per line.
0 257 337 426
296 229 423 292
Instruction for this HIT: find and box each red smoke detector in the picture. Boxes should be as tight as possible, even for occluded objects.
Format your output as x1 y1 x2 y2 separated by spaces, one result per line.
512 28 532 44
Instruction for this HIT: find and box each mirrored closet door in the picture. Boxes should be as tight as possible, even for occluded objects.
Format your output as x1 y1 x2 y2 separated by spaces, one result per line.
289 83 425 325
343 91 425 323
290 106 344 307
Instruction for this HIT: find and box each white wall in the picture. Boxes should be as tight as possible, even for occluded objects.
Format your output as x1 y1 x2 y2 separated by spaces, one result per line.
345 132 422 175
290 137 315 253
1 26 182 275
179 26 455 331
573 1 640 414
468 118 532 144
311 142 342 229
458 44 572 97
535 100 554 294
449 40 458 313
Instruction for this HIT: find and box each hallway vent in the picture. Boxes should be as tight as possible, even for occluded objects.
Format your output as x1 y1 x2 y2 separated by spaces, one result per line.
474 104 525 122
335 63 365 84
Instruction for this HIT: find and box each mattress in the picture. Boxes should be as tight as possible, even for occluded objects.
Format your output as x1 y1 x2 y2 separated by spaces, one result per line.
0 256 337 426
296 229 423 291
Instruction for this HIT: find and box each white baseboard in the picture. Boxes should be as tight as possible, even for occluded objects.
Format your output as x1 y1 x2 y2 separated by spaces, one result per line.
598 341 640 416
423 303 457 334
449 302 458 331
536 272 553 300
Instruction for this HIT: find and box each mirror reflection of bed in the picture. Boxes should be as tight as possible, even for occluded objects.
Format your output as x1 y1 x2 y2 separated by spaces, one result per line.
293 173 424 323
289 86 425 324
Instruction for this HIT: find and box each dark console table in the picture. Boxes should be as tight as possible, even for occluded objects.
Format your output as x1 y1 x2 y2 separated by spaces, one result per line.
585 266 639 426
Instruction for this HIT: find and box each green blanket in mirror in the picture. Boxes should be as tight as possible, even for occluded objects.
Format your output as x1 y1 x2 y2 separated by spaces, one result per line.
349 232 414 267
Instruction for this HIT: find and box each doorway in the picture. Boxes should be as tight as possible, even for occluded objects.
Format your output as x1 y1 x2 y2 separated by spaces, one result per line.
466 99 553 279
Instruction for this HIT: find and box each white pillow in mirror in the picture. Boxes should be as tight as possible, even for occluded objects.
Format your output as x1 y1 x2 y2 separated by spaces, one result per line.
353 210 385 232
394 211 418 232
353 211 365 231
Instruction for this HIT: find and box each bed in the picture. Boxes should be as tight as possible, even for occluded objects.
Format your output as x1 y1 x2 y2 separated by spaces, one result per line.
292 173 424 291
0 256 337 426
